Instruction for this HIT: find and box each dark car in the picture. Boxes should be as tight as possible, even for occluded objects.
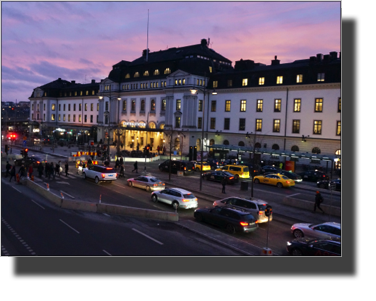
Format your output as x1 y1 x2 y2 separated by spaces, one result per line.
158 159 194 175
130 150 144 157
299 170 328 182
261 165 282 174
194 206 258 234
206 158 220 169
279 170 303 183
202 170 239 184
286 238 341 256
239 162 261 176
317 179 341 191
14 156 46 167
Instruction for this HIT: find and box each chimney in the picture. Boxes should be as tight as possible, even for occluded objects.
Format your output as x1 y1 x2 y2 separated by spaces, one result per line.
71 80 76 84
201 39 208 46
330 51 338 60
316 53 323 61
271 55 280 65
91 79 95 84
142 49 149 57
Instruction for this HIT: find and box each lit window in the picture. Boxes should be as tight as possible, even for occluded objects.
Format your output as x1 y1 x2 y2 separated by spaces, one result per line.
164 68 171 74
123 100 127 111
274 99 282 112
209 66 212 73
85 103 88 111
144 70 149 76
198 100 203 112
86 91 89 95
273 119 280 132
91 103 93 111
125 73 130 78
225 100 231 112
315 98 323 112
256 99 263 112
58 114 61 121
256 119 262 131
242 78 248 86
213 81 218 88
211 100 216 112
292 120 300 133
68 114 70 122
296 74 303 83
313 120 322 135
317 73 325 82
51 114 55 121
51 104 55 111
176 99 181 111
63 114 66 121
154 69 159 75
277 76 283 84
134 72 140 77
294 99 301 112
240 100 246 112
259 77 265 85
175 116 181 128
79 115 81 122
338 98 341 112
73 115 76 122
336 121 341 136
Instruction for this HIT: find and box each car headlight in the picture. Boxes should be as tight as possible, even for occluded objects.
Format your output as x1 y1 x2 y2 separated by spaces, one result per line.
287 241 292 246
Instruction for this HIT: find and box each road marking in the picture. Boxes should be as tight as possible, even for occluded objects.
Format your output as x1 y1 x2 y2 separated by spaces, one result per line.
30 199 45 210
12 186 22 193
56 181 70 185
102 249 112 256
2 218 37 255
60 190 75 199
289 193 301 197
59 219 80 234
132 228 163 245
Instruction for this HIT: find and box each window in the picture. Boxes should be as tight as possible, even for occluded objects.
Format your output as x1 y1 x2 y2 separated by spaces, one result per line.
291 145 299 152
131 99 136 112
213 81 218 88
96 115 99 123
68 104 71 111
161 99 166 111
338 98 341 112
211 100 216 112
73 114 76 122
68 114 70 122
97 103 99 111
336 121 341 136
317 73 325 82
58 114 61 121
84 103 87 111
164 68 171 74
86 91 88 96
313 120 322 135
91 103 93 111
123 100 127 111
151 99 156 112
240 100 246 112
58 104 61 111
292 120 300 133
209 66 213 73
274 99 282 112
125 73 130 78
273 119 281 132
312 147 321 154
143 70 149 76
134 72 140 77
225 100 231 112
92 90 95 95
256 99 263 112
173 99 180 111
75 92 78 96
296 74 303 83
315 98 323 112
239 118 246 131
84 115 87 122
259 77 265 85
224 118 230 130
154 69 159 75
242 78 248 86
51 104 55 111
198 100 203 112
73 104 76 111
63 104 66 111
51 114 55 121
175 116 181 128
140 99 145 112
105 102 108 111
256 119 262 131
90 115 93 123
210 118 216 130
63 114 66 121
227 79 232 87
79 103 82 111
294 99 301 112
198 117 202 129
277 76 283 84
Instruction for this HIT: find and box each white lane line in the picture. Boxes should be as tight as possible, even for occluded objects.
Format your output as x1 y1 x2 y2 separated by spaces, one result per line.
288 193 301 197
2 218 37 255
30 199 45 210
59 219 80 234
132 228 163 245
102 249 112 256
60 190 75 199
12 186 22 193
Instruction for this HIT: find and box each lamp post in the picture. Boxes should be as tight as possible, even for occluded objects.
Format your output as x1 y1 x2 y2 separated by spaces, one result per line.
178 131 186 160
190 87 217 191
246 131 257 198
104 110 110 162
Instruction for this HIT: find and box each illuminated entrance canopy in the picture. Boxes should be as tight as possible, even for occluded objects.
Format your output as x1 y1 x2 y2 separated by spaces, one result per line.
122 121 146 127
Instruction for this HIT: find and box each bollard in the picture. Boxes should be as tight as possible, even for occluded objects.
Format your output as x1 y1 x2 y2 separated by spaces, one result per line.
60 192 64 199
99 194 101 203
16 174 20 183
31 175 34 181
46 183 50 191
27 172 30 179
261 248 273 256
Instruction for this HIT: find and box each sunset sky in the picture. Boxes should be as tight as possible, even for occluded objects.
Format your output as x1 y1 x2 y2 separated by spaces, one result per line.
1 1 341 103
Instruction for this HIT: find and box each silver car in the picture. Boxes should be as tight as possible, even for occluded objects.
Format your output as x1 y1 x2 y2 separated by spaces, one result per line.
83 165 117 184
127 176 165 191
291 222 341 240
151 188 198 210
213 197 272 223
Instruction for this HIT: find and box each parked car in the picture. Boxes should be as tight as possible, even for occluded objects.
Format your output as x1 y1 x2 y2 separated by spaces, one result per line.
261 165 282 174
291 222 341 240
191 161 212 172
317 179 341 191
158 160 194 175
216 165 250 179
279 170 303 183
130 150 144 157
82 165 117 184
239 162 261 176
253 173 295 188
202 170 238 184
286 238 341 256
213 197 272 223
151 188 198 210
14 155 46 167
299 170 328 182
127 176 165 191
194 206 258 234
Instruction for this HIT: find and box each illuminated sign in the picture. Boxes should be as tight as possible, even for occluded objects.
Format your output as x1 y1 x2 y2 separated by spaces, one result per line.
122 121 146 127
33 129 40 132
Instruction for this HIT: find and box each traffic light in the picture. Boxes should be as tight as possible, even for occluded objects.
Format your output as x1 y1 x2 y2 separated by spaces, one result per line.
265 205 273 217
193 146 197 160
20 149 24 156
24 148 28 157
189 146 193 161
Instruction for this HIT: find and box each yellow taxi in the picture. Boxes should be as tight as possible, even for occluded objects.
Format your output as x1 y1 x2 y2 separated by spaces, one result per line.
253 173 295 188
192 161 212 172
216 165 250 179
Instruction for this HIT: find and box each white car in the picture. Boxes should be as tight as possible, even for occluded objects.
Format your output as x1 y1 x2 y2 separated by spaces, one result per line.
291 222 341 240
83 165 117 184
127 176 165 191
151 188 198 210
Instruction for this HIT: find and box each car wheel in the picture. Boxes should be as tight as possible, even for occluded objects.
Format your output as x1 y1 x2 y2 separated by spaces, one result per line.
146 186 151 192
234 174 239 180
276 182 283 188
293 229 304 238
172 201 179 210
128 181 133 187
226 224 236 234
254 179 260 184
291 248 303 256
94 177 99 184
195 167 200 171
195 213 203 222
152 195 158 203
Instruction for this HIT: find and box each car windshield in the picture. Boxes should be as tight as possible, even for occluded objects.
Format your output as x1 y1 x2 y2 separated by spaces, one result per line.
243 214 256 222
243 167 249 172
282 176 289 180
149 178 161 183
183 193 196 199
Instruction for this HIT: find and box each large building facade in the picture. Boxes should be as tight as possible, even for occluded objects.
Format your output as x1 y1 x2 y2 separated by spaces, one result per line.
29 38 341 169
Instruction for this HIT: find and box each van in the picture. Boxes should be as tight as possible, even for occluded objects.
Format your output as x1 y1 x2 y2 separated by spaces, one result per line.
158 160 194 175
216 164 250 178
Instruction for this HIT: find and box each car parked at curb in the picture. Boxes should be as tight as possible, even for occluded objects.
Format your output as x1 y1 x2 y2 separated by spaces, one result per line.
317 179 341 191
291 222 341 240
213 197 272 223
151 188 198 210
299 170 328 182
127 176 165 191
194 206 258 234
82 165 117 184
278 170 303 183
202 170 238 184
253 173 295 188
286 238 341 256
158 160 194 175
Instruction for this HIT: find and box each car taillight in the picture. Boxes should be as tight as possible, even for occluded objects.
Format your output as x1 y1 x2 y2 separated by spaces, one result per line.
102 174 105 178
153 184 157 187
184 167 186 170
240 222 249 226
259 211 264 215
229 177 234 180
286 181 290 184
37 161 40 164
182 199 190 202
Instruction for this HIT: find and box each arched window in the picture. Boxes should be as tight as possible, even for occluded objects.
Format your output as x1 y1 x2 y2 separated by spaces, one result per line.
210 139 215 146
175 137 180 150
140 99 145 112
238 141 245 146
255 142 261 149
148 122 156 129
196 138 201 151
159 123 165 130
272 144 279 150
150 99 156 112
291 145 299 152
312 147 321 154
223 140 229 145
335 149 341 155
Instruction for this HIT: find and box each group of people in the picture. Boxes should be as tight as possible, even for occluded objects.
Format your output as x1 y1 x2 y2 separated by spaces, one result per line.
114 157 126 177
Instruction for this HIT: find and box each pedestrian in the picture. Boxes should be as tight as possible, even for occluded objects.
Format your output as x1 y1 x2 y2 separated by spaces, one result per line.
163 146 166 155
120 164 125 177
314 191 325 213
132 161 138 173
5 144 9 156
50 162 55 180
121 142 123 149
65 161 69 176
38 163 43 178
55 161 60 177
28 164 33 178
5 161 11 177
18 164 26 178
157 145 160 154
45 162 50 179
115 158 120 169
9 165 16 182
221 176 227 193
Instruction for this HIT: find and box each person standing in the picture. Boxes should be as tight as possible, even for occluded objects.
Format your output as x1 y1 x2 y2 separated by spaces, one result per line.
19 164 26 178
5 161 11 177
5 144 9 156
132 161 138 173
115 158 120 169
38 163 44 178
314 191 325 213
120 157 123 166
50 162 55 180
65 161 69 176
9 165 16 182
28 164 33 178
157 145 160 154
221 176 227 194
45 162 50 179
55 161 60 177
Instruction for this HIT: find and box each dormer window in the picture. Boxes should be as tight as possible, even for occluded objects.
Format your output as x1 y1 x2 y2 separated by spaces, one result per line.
164 68 171 74
125 73 130 78
134 72 140 78
154 69 160 75
144 70 149 76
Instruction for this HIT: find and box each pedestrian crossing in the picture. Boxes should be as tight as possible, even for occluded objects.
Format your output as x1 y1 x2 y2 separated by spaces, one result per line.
32 173 80 182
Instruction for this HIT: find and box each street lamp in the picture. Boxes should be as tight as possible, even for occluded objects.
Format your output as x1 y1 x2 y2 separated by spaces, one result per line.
246 131 257 198
190 86 217 191
104 110 110 162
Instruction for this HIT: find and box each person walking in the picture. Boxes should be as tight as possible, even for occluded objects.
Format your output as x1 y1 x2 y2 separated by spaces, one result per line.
65 161 69 176
221 176 227 194
5 161 11 177
115 158 120 169
9 165 16 182
28 164 33 178
120 157 123 166
38 163 44 178
55 161 60 177
157 145 160 154
119 164 125 178
45 162 50 179
50 162 55 180
19 164 26 178
314 191 325 213
132 161 138 173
